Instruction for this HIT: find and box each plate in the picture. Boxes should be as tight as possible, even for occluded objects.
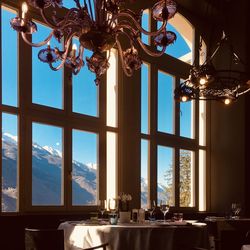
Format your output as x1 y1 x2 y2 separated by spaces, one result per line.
192 222 207 226
155 221 188 226
185 220 198 224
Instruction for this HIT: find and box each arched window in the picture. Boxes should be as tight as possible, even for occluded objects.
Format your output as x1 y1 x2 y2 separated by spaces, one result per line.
140 10 207 211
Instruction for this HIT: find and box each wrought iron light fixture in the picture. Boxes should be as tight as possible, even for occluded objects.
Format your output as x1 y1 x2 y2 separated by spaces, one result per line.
10 0 177 85
174 32 250 105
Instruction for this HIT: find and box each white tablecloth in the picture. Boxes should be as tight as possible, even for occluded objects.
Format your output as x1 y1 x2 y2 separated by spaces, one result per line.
242 245 250 250
58 221 209 250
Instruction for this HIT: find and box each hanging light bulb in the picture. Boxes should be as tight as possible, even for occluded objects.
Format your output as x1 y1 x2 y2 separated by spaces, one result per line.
224 98 231 105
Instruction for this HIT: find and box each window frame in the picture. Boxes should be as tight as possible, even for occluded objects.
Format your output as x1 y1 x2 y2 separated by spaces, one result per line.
0 2 109 213
140 9 207 211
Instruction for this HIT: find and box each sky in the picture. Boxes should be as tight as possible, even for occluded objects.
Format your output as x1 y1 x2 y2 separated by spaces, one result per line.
2 4 192 185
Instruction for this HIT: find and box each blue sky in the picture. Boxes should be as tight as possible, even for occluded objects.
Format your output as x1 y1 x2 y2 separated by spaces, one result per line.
2 5 192 179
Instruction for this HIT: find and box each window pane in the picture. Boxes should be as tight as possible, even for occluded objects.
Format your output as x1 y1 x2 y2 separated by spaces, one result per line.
1 8 18 107
199 100 206 146
72 130 98 205
157 146 174 206
179 149 194 207
107 49 118 127
32 123 63 205
141 139 149 209
141 10 149 45
64 1 95 19
157 72 174 134
2 113 18 212
199 150 206 211
63 2 76 8
158 14 194 64
180 79 194 138
166 23 191 63
32 23 63 109
73 39 98 116
107 132 117 201
141 63 149 134
199 38 207 146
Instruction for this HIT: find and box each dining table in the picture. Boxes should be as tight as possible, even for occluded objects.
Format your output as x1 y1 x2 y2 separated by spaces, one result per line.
205 216 250 250
242 246 250 250
58 220 210 250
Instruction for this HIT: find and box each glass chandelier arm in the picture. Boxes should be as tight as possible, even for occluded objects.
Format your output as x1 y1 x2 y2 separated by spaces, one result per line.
239 86 250 96
62 32 78 59
111 12 167 37
136 38 166 57
95 0 106 25
48 61 64 71
116 40 133 77
40 9 58 29
49 31 78 71
115 24 138 38
21 30 53 47
40 7 81 29
79 45 84 59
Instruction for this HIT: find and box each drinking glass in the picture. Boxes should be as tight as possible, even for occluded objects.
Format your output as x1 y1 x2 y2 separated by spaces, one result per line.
160 200 170 222
108 198 118 225
108 198 118 214
231 203 241 219
147 200 156 221
98 199 107 219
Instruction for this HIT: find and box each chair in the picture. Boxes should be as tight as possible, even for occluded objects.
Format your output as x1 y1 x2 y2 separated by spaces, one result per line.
25 228 109 250
25 228 64 250
245 230 250 244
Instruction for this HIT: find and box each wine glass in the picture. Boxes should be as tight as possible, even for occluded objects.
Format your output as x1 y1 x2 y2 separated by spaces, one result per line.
160 200 170 222
147 200 156 221
98 199 107 219
231 202 241 219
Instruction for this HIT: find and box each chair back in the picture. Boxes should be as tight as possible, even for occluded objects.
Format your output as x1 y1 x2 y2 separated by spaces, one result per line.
245 230 250 244
25 228 64 250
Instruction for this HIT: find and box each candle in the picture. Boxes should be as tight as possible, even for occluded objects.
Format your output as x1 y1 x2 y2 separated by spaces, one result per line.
72 44 77 57
22 2 28 19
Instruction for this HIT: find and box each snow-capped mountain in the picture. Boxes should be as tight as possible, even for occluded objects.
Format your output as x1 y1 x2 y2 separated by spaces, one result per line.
2 132 18 143
43 145 62 157
2 133 97 211
2 133 168 211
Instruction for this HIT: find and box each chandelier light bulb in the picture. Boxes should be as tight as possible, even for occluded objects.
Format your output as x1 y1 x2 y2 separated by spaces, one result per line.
181 96 188 102
199 77 207 85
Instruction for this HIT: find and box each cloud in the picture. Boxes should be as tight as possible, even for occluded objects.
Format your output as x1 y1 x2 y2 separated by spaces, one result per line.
56 142 60 146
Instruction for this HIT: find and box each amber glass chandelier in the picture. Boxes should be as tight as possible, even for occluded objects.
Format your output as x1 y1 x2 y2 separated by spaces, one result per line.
10 0 177 85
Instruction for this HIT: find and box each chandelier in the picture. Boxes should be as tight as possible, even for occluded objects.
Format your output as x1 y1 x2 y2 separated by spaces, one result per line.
174 32 250 105
10 0 177 85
